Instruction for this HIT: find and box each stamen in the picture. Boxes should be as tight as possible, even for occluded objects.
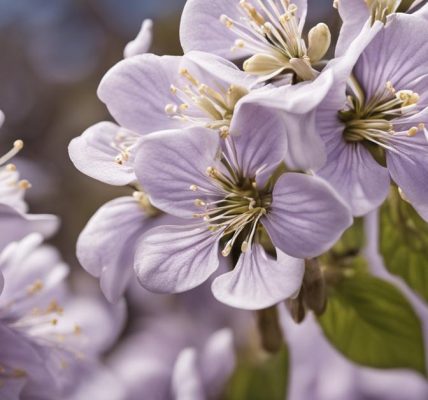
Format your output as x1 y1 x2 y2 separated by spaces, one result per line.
0 140 24 166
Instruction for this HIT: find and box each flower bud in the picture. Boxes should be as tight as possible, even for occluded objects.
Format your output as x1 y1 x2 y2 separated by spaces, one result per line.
303 258 327 315
307 23 331 63
243 53 288 77
285 291 305 324
256 306 283 354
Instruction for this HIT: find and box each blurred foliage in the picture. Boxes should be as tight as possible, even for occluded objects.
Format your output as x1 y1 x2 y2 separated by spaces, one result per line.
381 188 428 302
224 345 288 400
319 272 426 376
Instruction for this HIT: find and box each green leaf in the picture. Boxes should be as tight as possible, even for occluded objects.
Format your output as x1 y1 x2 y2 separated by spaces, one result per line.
318 273 427 376
223 346 288 400
380 189 428 302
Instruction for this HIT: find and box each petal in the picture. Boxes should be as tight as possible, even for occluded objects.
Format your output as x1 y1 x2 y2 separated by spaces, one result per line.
135 127 220 218
76 196 163 302
134 224 220 293
171 348 206 400
199 328 235 398
0 271 3 294
354 14 428 101
69 121 138 186
0 204 58 251
317 137 391 216
182 51 258 91
263 173 353 258
212 244 305 310
237 69 334 170
180 0 247 59
335 0 370 56
228 101 288 183
97 54 185 134
124 19 153 58
387 134 428 221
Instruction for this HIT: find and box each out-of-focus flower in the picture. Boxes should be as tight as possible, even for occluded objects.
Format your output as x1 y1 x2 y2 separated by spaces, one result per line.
124 19 153 58
180 0 331 81
280 308 428 400
0 122 59 250
0 234 126 399
316 13 428 219
334 0 428 56
133 108 352 309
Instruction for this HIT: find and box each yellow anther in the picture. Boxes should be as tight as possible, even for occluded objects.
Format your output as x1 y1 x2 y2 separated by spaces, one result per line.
5 163 16 172
165 104 177 114
179 68 199 86
407 127 418 137
240 1 265 25
220 126 230 139
220 14 233 28
241 241 249 252
194 199 206 207
179 103 189 111
190 184 198 191
222 244 232 257
206 166 216 176
18 179 31 190
51 318 58 326
13 140 24 150
27 280 44 295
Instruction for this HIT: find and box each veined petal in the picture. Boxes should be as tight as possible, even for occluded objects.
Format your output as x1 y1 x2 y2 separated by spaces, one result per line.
134 224 221 294
97 54 185 134
171 348 206 400
180 0 247 59
354 13 428 101
76 196 166 303
199 328 235 399
135 127 221 218
335 0 370 57
228 102 288 183
263 173 353 258
183 51 258 91
387 133 428 221
212 244 305 310
237 69 333 170
68 121 138 186
317 135 391 216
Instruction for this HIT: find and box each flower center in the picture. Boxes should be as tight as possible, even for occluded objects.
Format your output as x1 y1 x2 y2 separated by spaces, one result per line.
220 0 330 80
165 68 248 134
190 137 271 256
339 77 423 147
111 130 140 166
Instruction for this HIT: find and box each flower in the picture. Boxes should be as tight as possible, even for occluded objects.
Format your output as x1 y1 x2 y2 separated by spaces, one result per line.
0 122 59 251
334 0 428 56
180 0 331 81
0 234 126 399
124 19 153 59
133 106 352 310
316 13 428 220
69 50 260 186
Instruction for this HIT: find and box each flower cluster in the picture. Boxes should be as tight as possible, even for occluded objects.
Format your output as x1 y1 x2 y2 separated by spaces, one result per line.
71 0 428 313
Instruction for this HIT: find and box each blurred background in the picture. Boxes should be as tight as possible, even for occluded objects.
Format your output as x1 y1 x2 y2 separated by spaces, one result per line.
0 0 338 274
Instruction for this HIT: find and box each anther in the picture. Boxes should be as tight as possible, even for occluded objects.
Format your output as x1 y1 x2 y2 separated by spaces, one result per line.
18 179 31 190
220 15 233 28
194 199 206 207
407 126 418 137
165 104 177 114
190 184 198 191
222 244 232 257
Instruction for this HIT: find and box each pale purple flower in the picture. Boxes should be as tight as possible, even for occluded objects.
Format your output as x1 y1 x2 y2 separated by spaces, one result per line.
335 0 428 56
180 0 331 81
69 50 260 186
133 107 352 310
124 19 153 58
0 234 125 399
316 13 428 219
0 118 59 250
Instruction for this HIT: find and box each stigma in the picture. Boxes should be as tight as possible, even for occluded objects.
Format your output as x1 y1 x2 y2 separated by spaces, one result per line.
165 68 248 133
220 0 331 81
